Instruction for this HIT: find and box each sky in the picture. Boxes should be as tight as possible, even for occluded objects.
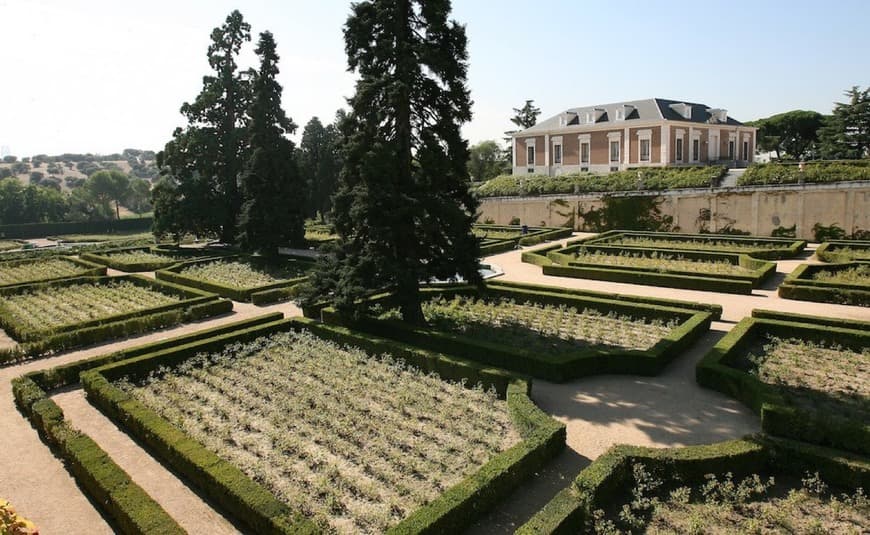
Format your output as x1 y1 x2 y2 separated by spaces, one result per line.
1 0 868 157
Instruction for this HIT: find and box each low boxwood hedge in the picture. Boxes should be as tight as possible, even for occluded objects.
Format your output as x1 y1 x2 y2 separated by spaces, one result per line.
573 229 806 260
317 284 713 382
80 245 228 272
475 224 573 256
155 255 314 303
13 314 286 534
0 275 231 363
0 255 106 288
778 262 870 306
815 240 870 263
517 435 870 534
696 314 869 455
80 317 565 533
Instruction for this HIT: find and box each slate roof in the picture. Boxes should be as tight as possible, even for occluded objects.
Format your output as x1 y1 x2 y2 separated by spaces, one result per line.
517 98 744 136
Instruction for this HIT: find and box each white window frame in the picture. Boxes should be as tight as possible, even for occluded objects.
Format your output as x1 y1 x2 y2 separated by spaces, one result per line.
636 129 652 163
607 132 621 164
525 138 536 167
578 133 591 165
552 136 563 166
742 133 752 161
691 133 701 163
675 128 685 162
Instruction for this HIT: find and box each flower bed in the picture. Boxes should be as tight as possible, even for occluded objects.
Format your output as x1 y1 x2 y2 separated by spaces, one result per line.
574 230 805 259
315 283 713 382
518 437 870 534
80 317 564 534
473 224 573 256
697 312 870 454
816 240 870 263
0 275 231 362
524 241 776 295
80 246 225 272
0 256 105 288
155 255 315 303
778 262 870 307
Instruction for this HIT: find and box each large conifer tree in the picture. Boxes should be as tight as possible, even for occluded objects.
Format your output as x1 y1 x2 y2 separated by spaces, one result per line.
237 31 305 252
308 0 481 323
155 10 251 243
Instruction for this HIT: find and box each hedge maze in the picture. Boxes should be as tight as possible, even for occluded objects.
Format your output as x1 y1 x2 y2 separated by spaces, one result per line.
474 224 573 256
815 239 870 263
779 261 870 306
80 245 228 272
0 256 105 288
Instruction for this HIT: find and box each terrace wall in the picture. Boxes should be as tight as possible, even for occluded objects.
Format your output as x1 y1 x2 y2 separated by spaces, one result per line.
478 184 870 240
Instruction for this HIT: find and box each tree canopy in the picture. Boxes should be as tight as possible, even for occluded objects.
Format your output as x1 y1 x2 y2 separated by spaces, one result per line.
748 110 824 160
818 86 870 159
468 140 508 182
299 114 343 221
305 0 481 324
511 99 541 130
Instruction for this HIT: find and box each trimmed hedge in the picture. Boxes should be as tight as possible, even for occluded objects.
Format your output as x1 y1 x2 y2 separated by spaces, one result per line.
574 229 806 260
696 315 869 455
81 245 228 272
475 224 573 256
0 275 231 363
318 284 713 382
533 242 771 294
0 217 152 240
12 376 183 534
816 240 870 263
518 436 870 534
737 161 870 186
0 255 106 288
778 262 870 307
81 317 565 533
751 308 870 330
156 255 313 303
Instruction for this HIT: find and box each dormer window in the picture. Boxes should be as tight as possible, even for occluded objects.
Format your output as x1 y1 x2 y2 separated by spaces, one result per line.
585 108 606 124
669 102 693 120
706 108 728 123
615 104 635 121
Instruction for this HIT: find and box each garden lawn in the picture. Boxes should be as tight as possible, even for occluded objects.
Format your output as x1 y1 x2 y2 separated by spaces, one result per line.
0 257 96 287
117 330 518 534
0 279 180 336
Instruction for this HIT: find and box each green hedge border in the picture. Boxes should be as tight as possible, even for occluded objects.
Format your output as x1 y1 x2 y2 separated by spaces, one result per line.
11 313 284 534
571 229 806 260
475 225 573 256
816 240 870 263
517 435 870 534
0 255 107 288
317 283 713 382
0 275 232 363
778 262 870 306
80 245 228 272
530 242 775 295
79 317 565 533
696 314 869 454
155 255 313 303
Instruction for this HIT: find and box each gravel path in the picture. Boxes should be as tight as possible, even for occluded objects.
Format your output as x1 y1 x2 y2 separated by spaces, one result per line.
1 241 868 534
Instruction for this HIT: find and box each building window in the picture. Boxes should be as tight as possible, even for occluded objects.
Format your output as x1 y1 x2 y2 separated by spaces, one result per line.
675 138 683 162
527 145 535 166
580 142 590 164
639 139 651 162
610 141 620 163
728 140 735 160
692 139 700 162
743 140 749 161
553 143 562 165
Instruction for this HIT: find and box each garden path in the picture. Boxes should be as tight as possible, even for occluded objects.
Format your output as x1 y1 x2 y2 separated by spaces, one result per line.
466 240 870 532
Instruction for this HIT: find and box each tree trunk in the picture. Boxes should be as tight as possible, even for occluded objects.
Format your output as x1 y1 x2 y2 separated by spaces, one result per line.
115 201 120 220
396 271 425 325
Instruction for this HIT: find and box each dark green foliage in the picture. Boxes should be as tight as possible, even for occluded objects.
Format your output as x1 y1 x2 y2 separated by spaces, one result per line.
818 86 870 159
0 217 152 239
86 169 130 220
298 114 343 220
237 32 305 252
126 178 152 214
578 196 674 232
771 224 796 238
510 100 541 130
12 377 184 535
738 161 870 186
0 178 69 224
307 0 481 324
812 222 847 242
468 140 509 182
155 10 253 243
747 110 824 159
476 166 727 197
777 262 870 306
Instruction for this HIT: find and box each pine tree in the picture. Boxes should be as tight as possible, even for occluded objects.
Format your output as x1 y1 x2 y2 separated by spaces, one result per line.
510 100 542 130
237 31 305 253
818 86 870 159
299 114 342 220
155 10 252 243
306 0 481 324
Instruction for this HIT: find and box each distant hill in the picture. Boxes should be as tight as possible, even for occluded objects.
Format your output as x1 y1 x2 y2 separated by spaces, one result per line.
0 150 158 192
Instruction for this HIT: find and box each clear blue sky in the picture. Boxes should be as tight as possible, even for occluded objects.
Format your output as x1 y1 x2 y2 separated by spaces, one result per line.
1 0 868 157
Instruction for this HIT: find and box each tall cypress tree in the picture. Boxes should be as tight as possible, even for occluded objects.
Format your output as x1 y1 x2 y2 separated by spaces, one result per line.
307 0 480 323
155 10 251 243
237 31 305 252
299 114 342 220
